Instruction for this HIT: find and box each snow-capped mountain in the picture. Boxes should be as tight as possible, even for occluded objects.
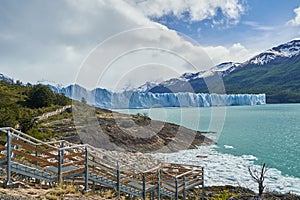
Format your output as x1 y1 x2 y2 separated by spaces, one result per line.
37 79 65 93
146 62 241 93
210 62 241 76
129 81 159 92
47 39 300 104
0 73 14 84
247 39 300 65
180 71 206 80
146 39 300 96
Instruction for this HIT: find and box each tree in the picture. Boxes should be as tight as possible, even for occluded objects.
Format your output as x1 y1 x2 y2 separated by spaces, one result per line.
248 163 268 198
55 93 69 106
28 84 56 108
0 106 18 127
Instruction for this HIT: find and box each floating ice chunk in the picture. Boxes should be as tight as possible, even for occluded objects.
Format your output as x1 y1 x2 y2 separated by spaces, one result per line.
224 145 235 149
153 146 300 195
241 154 258 161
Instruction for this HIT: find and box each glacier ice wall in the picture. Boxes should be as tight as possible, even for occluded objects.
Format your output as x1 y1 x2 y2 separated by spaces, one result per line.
108 92 266 109
57 85 266 109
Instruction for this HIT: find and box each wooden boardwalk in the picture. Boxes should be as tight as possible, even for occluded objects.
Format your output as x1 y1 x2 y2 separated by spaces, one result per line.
0 127 204 199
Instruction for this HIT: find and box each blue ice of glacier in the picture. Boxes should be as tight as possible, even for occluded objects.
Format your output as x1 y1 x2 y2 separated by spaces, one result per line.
108 92 266 109
57 85 266 109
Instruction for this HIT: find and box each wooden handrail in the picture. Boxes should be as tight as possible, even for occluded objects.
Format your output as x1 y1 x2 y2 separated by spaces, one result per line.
9 128 57 149
11 139 57 157
175 170 193 178
12 149 58 167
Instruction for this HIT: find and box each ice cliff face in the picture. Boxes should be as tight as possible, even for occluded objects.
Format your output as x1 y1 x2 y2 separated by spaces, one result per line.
109 92 266 109
53 84 265 109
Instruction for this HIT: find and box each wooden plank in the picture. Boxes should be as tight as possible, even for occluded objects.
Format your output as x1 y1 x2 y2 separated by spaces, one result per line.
43 154 58 160
120 177 139 185
91 158 116 168
145 173 157 179
63 152 85 159
185 178 202 186
161 173 175 181
62 167 85 177
0 154 6 158
90 164 115 174
161 183 176 194
160 179 176 190
12 139 57 158
62 160 85 167
127 181 156 192
146 178 158 185
89 160 116 172
12 149 57 167
142 166 160 173
0 146 6 151
90 168 117 180
176 170 193 178
185 180 203 190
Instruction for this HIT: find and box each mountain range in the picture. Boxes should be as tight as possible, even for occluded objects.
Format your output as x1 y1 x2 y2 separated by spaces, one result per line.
149 39 300 103
2 39 300 104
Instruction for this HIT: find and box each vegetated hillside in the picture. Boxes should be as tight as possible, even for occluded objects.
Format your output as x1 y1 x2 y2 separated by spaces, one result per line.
0 79 214 152
150 56 300 103
150 55 300 103
0 80 71 141
149 40 300 103
223 55 300 103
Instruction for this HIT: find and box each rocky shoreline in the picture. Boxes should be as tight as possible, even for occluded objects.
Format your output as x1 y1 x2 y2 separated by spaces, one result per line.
41 105 216 153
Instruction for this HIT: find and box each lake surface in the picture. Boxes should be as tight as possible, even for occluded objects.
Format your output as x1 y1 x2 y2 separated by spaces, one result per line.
115 104 300 194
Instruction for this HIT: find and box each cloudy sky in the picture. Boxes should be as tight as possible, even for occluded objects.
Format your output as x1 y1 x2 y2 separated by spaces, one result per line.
1 0 300 90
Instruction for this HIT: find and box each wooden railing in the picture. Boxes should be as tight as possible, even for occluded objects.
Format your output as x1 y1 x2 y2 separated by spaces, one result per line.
160 163 204 199
0 127 205 200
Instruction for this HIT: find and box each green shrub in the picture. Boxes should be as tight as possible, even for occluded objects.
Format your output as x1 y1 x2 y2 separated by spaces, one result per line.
211 190 240 200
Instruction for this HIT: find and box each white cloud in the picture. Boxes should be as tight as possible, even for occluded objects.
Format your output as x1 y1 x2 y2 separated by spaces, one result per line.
0 0 248 90
243 21 274 31
204 43 257 64
124 0 245 24
287 7 300 26
76 27 215 90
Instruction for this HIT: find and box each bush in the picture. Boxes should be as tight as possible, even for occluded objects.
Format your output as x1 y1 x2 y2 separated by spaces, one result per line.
0 106 18 127
55 93 70 106
211 190 240 200
28 84 56 108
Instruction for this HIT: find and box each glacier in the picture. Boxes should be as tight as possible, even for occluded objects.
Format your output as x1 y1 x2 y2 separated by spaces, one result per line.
108 92 266 109
54 84 266 109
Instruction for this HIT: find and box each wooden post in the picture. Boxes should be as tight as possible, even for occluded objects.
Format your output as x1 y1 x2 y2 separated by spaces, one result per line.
84 146 89 192
157 169 161 200
201 167 205 200
116 162 120 198
57 149 63 184
142 173 146 200
5 130 12 186
175 177 178 200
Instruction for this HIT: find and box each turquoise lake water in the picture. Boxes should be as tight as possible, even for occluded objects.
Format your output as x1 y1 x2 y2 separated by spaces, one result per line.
116 104 300 179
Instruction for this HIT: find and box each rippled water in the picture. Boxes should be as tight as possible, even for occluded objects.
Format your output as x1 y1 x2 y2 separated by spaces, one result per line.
115 104 300 194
